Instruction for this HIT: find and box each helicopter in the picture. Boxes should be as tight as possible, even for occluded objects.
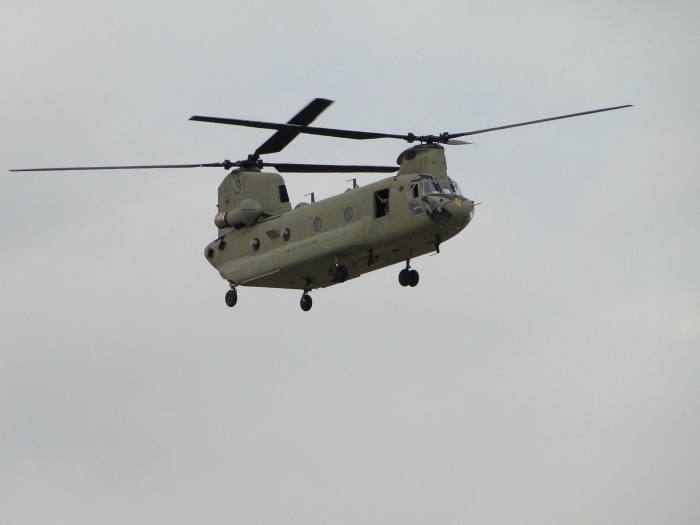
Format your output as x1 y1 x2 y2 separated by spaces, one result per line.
12 98 631 311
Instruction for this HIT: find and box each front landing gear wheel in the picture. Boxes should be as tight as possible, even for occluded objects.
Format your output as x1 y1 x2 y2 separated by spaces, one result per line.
408 269 420 287
300 293 313 312
327 265 340 283
328 264 348 283
225 289 238 307
398 269 410 287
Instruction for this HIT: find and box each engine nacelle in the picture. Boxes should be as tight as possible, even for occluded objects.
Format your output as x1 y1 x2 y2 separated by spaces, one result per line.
214 199 264 229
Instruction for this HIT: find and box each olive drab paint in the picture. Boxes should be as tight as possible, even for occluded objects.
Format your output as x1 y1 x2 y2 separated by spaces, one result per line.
204 144 474 292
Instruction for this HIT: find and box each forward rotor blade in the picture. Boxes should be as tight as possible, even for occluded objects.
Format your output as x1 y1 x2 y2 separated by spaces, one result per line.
447 105 633 139
10 162 229 172
254 98 334 156
263 163 398 173
445 139 472 145
190 115 407 141
191 104 631 145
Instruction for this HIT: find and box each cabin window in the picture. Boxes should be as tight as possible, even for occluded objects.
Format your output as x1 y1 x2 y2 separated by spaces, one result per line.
278 185 290 203
313 217 322 232
344 207 353 221
374 189 390 218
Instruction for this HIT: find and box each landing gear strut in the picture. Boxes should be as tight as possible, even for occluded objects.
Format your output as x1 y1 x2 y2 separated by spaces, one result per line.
300 291 313 312
367 249 377 267
398 260 419 287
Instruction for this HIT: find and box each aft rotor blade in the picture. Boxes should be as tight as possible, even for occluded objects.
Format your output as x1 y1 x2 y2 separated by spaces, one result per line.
254 98 334 156
263 163 398 173
10 162 228 172
190 115 407 141
448 105 633 139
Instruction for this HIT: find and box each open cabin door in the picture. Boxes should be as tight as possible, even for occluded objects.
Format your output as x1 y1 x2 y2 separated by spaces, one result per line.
372 188 392 240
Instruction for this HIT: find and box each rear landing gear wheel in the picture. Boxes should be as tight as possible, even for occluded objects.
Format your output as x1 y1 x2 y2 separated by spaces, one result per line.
300 293 313 312
408 269 420 287
338 265 348 283
398 269 410 287
225 289 238 307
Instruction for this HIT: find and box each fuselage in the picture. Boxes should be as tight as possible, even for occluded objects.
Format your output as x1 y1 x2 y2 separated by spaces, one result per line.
204 144 474 290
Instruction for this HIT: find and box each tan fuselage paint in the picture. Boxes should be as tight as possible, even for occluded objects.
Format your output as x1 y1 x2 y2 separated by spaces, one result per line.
204 145 474 290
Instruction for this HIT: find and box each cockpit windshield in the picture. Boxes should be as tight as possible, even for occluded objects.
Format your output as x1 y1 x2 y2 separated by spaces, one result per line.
439 182 453 195
420 180 441 195
411 176 464 198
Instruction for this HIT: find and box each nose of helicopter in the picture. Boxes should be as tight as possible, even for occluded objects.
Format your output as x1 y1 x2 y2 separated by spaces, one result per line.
423 195 474 228
445 196 475 231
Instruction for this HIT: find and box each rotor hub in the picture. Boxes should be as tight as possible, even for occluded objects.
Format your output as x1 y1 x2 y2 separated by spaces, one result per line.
406 132 451 144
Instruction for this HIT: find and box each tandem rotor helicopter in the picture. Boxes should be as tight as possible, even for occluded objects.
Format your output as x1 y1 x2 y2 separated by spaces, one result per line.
12 98 631 311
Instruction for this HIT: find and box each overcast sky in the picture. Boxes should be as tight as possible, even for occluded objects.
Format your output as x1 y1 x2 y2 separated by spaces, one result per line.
1 1 699 524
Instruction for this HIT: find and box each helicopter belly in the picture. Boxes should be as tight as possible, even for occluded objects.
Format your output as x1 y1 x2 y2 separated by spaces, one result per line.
223 241 435 291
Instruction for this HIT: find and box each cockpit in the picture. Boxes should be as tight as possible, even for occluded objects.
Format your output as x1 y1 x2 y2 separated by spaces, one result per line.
406 174 474 227
407 176 464 199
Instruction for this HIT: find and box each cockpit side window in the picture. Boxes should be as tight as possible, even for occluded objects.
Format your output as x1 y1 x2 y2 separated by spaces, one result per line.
407 184 419 199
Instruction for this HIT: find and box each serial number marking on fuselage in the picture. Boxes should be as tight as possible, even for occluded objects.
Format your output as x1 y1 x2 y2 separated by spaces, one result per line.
286 239 318 253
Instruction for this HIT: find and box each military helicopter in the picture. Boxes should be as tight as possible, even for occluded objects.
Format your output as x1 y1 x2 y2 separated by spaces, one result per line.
12 99 631 311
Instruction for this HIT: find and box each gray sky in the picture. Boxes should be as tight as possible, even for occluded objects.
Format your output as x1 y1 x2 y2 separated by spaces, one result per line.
2 1 699 524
